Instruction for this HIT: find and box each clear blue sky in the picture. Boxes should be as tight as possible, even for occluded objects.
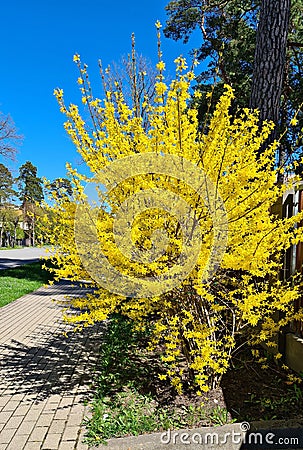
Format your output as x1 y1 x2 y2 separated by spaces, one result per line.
0 0 202 182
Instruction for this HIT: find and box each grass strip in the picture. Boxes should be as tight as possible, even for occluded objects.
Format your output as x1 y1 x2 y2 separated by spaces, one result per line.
0 261 53 307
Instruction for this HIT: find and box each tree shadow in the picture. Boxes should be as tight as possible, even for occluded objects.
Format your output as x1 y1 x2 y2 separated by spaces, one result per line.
0 260 51 281
30 281 95 297
0 319 106 403
0 258 40 271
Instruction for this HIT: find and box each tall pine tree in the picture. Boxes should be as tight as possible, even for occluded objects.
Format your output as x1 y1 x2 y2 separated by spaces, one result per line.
17 161 43 246
164 0 302 166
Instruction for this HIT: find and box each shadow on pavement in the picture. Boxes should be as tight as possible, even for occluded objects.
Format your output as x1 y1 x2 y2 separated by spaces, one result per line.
0 258 40 270
30 281 95 297
0 320 105 403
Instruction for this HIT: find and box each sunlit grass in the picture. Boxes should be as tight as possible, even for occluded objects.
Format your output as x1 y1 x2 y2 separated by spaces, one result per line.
0 261 53 307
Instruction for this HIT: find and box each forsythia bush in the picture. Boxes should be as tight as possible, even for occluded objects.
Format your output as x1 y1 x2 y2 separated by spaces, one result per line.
44 46 303 394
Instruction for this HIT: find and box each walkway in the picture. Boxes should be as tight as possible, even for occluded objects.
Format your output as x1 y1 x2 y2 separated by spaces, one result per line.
0 281 104 450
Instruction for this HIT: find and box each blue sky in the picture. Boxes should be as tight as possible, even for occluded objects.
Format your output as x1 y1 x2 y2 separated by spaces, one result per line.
0 0 202 182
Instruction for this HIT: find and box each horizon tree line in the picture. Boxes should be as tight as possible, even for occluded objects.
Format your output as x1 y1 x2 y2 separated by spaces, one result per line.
0 160 72 247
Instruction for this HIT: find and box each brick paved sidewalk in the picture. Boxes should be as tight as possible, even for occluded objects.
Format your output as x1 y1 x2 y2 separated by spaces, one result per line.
0 281 104 450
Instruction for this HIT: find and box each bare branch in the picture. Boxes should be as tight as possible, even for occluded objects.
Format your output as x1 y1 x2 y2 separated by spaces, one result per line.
0 112 23 160
288 41 303 48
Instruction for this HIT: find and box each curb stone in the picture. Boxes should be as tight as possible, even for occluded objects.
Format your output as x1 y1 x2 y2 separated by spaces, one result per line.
89 420 303 450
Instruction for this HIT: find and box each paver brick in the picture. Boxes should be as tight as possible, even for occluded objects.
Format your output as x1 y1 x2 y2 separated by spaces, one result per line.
69 404 84 415
14 405 31 416
62 426 79 441
28 426 48 442
2 400 20 412
11 393 25 401
66 415 82 427
5 414 24 429
31 401 47 410
0 396 11 408
59 441 76 450
46 394 61 403
42 432 61 449
17 421 36 435
0 426 16 444
42 403 58 413
77 428 89 449
6 433 28 449
0 390 16 397
54 409 70 420
48 419 66 434
24 409 42 422
0 411 13 424
45 397 60 407
59 397 74 408
24 442 41 450
75 441 89 450
35 413 55 427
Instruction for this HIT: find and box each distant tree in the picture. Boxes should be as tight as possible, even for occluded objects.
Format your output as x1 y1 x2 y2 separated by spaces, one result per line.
17 161 44 205
9 209 22 247
25 203 46 246
0 207 9 247
0 112 22 160
76 33 157 131
0 164 16 205
0 164 18 247
45 177 73 199
17 161 44 246
0 207 21 247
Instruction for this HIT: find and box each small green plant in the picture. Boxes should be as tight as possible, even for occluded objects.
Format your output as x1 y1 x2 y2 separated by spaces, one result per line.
86 386 175 445
292 383 303 402
209 406 234 426
95 314 152 397
243 378 303 421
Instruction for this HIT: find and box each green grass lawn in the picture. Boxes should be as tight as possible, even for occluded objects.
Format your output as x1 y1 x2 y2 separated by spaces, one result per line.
0 261 53 308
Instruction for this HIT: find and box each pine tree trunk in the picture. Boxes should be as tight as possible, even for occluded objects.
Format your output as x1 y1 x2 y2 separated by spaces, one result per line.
250 0 290 146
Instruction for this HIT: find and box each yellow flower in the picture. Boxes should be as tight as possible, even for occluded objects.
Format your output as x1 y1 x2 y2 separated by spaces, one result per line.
156 61 166 72
187 71 195 80
194 91 202 99
158 374 167 380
